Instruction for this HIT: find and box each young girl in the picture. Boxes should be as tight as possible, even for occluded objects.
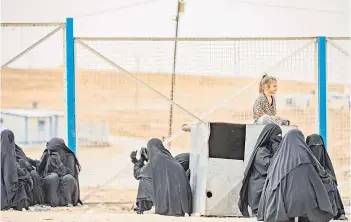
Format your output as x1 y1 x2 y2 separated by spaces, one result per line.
252 75 289 125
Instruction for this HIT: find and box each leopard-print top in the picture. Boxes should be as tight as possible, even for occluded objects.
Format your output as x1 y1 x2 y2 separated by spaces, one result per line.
252 93 277 122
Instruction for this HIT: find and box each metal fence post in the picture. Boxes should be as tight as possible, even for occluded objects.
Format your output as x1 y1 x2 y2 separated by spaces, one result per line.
317 36 327 149
66 18 76 153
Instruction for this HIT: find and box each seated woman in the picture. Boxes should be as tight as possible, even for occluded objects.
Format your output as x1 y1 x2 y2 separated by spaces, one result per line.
253 74 289 125
37 138 82 207
257 129 337 222
130 148 191 214
130 147 153 214
174 153 190 181
306 134 348 220
1 130 33 211
146 138 192 216
238 124 282 217
15 144 44 205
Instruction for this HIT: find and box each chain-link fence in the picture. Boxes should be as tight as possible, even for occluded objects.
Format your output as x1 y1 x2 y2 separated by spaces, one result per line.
326 37 351 206
1 22 67 143
74 37 324 204
3 28 348 207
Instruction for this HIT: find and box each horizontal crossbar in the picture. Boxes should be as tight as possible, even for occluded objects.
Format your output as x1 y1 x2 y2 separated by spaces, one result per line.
327 37 351 40
76 37 318 41
1 22 64 27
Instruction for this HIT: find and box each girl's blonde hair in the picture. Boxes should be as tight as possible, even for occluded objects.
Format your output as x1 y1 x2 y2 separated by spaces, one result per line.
259 74 277 93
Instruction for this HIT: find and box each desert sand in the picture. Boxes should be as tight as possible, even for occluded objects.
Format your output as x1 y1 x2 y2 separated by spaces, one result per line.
1 67 350 221
0 209 347 222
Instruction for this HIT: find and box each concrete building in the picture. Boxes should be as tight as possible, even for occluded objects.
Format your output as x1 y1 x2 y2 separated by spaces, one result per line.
328 92 350 109
276 94 313 109
0 109 64 144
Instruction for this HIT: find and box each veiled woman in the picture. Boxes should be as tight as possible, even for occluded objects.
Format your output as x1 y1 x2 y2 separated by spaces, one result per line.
37 138 82 207
1 130 32 210
238 124 282 217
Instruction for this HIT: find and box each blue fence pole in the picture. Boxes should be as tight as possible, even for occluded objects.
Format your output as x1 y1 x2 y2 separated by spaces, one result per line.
318 36 327 149
66 18 76 153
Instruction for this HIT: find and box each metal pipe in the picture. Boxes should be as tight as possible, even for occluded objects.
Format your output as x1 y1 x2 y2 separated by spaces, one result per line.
1 22 64 27
76 36 318 41
76 39 204 123
327 39 351 58
79 38 317 202
1 24 65 68
163 39 317 144
327 37 351 40
168 1 182 145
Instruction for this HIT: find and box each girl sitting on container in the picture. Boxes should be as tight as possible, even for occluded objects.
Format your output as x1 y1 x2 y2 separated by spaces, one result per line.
252 74 290 125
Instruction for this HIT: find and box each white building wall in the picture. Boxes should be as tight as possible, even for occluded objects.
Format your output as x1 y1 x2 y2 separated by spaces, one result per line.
27 116 51 143
55 115 66 141
0 114 26 143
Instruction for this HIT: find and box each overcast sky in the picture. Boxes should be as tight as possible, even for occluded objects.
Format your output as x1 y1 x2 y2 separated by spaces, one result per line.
2 0 350 36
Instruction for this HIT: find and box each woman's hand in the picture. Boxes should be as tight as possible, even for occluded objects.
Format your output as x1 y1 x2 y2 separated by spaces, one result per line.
272 116 281 124
256 111 265 117
273 116 281 121
130 150 138 164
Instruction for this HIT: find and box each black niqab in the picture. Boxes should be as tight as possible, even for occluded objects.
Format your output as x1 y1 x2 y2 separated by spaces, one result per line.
307 134 346 218
134 161 154 212
1 130 30 210
40 138 81 178
15 145 28 164
306 134 336 182
257 129 336 222
1 130 19 206
147 138 192 216
38 138 82 206
15 144 44 205
238 124 282 217
174 153 191 180
268 130 329 190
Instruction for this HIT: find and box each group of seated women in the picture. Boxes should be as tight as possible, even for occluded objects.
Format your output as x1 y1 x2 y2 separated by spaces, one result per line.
238 124 348 221
130 126 348 221
131 124 347 222
3 123 346 222
1 129 81 211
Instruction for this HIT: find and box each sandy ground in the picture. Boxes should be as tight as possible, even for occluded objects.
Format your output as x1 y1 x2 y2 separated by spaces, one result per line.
1 206 348 222
0 211 266 222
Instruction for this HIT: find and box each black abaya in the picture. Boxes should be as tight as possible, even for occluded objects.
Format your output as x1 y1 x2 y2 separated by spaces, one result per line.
1 130 32 211
133 158 153 213
238 123 282 217
37 138 82 207
174 153 191 180
133 151 191 214
306 134 347 220
257 129 336 222
15 144 44 205
147 138 192 216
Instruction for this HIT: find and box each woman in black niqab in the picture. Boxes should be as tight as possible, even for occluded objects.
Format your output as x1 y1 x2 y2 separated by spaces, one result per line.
1 129 32 210
147 138 192 216
306 134 348 220
238 123 282 217
15 144 44 205
257 129 336 222
37 138 82 207
174 153 191 181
